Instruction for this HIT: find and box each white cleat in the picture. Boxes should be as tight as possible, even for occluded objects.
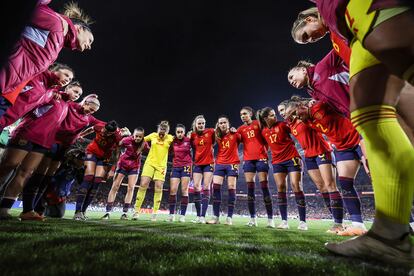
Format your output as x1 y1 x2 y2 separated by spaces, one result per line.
410 222 414 233
246 217 258 227
199 217 206 224
150 213 157 222
178 215 186 223
325 231 414 267
82 212 89 220
277 220 289 229
165 214 175 222
191 217 201 224
267 218 275 228
73 212 85 221
298 221 308 231
224 217 233 226
206 216 220 224
131 212 140 221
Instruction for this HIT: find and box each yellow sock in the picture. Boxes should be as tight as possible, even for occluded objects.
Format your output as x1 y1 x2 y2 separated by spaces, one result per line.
351 105 414 224
134 188 147 212
153 189 163 214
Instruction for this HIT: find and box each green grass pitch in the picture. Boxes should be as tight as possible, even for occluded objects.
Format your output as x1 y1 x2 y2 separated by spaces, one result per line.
0 209 411 275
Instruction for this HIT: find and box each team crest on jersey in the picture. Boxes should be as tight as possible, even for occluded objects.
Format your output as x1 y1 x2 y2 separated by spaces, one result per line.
230 136 233 140
274 127 279 133
314 111 322 120
253 125 258 129
292 129 297 136
205 133 209 137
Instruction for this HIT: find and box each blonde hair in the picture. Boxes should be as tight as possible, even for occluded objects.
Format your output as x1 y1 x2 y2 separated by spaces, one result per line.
158 120 170 132
63 2 93 29
80 94 100 107
192 115 205 133
291 7 320 43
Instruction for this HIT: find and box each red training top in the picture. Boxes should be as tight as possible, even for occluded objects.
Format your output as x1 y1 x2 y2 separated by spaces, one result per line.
191 128 215 165
261 121 300 164
216 132 241 165
288 118 331 158
237 120 268 161
86 124 123 159
307 102 360 151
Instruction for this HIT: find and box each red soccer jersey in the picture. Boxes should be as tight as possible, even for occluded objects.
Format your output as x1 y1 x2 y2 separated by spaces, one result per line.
216 132 241 165
237 120 268 161
329 30 351 67
172 137 192 167
261 121 299 164
289 118 331 158
191 128 215 165
86 124 123 159
308 102 360 151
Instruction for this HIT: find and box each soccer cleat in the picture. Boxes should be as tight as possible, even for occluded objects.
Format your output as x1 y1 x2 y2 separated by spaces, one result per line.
267 219 275 228
19 211 45 221
120 213 128 220
337 225 367 237
297 221 308 231
73 212 85 221
410 222 414 233
199 217 206 224
82 212 89 220
325 231 414 267
326 223 345 234
277 220 289 229
246 217 258 227
165 214 175 222
132 212 140 220
178 215 185 223
150 214 157 222
191 216 201 223
101 213 110 220
224 217 233 226
206 216 220 224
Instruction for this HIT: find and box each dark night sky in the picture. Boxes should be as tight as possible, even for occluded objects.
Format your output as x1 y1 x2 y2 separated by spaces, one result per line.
50 0 331 132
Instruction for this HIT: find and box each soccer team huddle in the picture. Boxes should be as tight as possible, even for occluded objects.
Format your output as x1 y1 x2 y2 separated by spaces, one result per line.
0 0 413 268
97 100 371 239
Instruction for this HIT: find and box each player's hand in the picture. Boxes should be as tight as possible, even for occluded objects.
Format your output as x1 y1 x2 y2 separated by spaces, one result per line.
186 131 192 138
53 91 62 100
120 127 131 136
230 127 237 133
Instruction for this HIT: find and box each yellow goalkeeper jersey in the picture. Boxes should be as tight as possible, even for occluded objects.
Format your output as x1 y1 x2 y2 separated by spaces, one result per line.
144 132 174 168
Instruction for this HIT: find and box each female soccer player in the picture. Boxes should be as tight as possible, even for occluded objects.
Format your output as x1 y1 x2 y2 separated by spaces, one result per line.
0 2 94 118
189 115 215 224
166 124 192 223
27 94 102 216
288 100 367 235
0 85 82 220
73 121 125 220
293 4 414 264
102 127 148 220
0 63 75 131
278 100 344 233
257 107 307 231
207 116 241 225
133 121 174 222
237 107 274 228
287 51 350 117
